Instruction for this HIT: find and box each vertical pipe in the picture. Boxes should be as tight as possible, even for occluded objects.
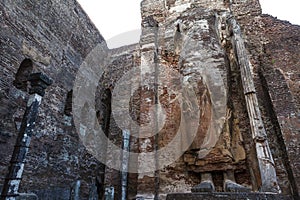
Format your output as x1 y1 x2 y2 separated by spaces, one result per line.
1 73 52 200
121 130 130 200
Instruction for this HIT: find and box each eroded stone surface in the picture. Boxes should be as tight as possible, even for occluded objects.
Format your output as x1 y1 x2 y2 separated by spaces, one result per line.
0 0 299 199
0 0 105 198
167 192 293 200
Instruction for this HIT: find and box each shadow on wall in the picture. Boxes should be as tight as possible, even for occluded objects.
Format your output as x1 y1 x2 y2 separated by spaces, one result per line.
13 59 34 92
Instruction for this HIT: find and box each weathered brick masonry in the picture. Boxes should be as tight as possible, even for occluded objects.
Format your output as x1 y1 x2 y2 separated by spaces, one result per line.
0 0 104 198
0 0 299 199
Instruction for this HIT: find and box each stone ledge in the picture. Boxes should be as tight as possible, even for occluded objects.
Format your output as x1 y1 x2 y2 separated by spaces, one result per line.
166 192 294 200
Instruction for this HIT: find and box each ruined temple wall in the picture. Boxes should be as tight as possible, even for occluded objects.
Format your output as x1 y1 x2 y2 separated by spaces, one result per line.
0 0 299 199
0 0 105 197
230 3 300 195
94 1 300 198
135 0 300 198
95 44 141 199
135 0 252 198
252 17 300 196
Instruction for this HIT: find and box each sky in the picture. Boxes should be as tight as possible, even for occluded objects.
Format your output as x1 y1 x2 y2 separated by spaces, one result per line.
77 0 300 48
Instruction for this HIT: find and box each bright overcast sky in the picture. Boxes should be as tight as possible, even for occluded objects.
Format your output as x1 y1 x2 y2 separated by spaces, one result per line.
77 0 300 48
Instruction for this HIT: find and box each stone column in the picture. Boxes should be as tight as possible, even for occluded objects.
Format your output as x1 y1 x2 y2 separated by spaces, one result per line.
1 73 52 200
121 130 130 200
227 17 281 193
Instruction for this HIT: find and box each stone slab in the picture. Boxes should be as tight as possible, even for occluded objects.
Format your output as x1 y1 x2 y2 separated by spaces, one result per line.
166 192 294 200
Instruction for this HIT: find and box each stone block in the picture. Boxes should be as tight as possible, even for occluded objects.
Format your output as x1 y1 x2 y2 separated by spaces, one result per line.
167 192 294 200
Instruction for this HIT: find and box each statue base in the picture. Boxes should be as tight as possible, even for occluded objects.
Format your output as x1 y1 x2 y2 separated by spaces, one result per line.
166 192 294 200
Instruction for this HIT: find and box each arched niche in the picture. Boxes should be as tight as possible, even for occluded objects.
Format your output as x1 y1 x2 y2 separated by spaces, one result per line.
13 59 33 91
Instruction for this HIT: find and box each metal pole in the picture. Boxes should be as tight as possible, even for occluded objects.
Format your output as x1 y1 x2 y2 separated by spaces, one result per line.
1 73 52 200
